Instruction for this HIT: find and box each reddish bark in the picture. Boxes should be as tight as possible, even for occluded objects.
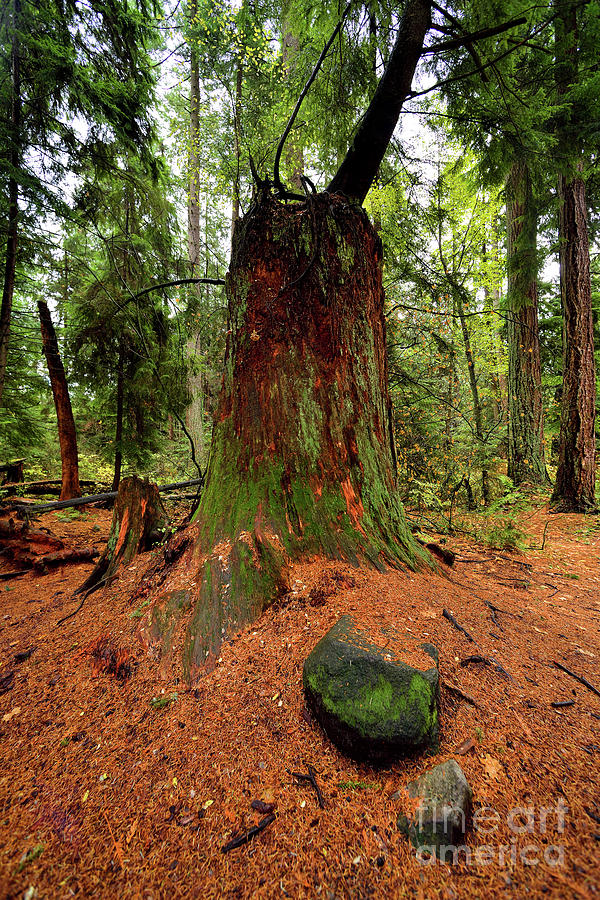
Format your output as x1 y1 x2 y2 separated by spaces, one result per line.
183 195 428 678
551 170 596 511
551 0 596 511
505 161 547 485
38 301 81 501
78 476 169 595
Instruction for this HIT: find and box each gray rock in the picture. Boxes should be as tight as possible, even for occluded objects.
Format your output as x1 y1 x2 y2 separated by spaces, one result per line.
398 759 472 862
303 615 439 763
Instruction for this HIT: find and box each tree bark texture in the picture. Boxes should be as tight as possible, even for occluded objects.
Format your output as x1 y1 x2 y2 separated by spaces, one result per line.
182 195 428 678
77 476 168 595
505 161 547 485
37 302 81 500
551 169 596 510
551 0 596 511
111 344 124 493
0 0 21 408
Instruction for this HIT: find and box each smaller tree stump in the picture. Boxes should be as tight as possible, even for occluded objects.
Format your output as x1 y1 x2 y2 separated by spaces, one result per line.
77 476 169 595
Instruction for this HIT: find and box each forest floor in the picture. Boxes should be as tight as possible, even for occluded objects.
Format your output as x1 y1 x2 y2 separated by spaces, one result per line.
0 501 599 899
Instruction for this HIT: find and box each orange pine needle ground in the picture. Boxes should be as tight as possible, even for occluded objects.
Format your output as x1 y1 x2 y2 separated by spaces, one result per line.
0 503 598 898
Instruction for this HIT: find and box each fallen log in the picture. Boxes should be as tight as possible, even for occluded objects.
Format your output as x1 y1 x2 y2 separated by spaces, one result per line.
1 479 97 496
0 515 98 573
32 548 99 571
2 477 204 515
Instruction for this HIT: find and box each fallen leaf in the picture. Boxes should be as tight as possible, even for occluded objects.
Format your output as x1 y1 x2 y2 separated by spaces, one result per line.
251 799 275 814
482 755 503 781
126 819 138 844
2 706 21 722
455 737 476 755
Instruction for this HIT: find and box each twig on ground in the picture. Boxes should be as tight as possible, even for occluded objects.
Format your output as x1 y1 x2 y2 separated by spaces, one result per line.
291 765 325 808
442 680 480 708
55 573 113 627
460 654 514 681
554 662 600 699
221 814 276 853
443 609 475 642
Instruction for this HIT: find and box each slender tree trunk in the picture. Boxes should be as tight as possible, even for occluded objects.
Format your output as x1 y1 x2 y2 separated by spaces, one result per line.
551 0 596 511
454 288 489 504
483 216 507 426
188 0 201 274
231 64 243 241
112 345 124 493
506 160 547 485
185 6 207 461
0 0 21 408
282 5 304 192
328 0 431 202
37 302 81 501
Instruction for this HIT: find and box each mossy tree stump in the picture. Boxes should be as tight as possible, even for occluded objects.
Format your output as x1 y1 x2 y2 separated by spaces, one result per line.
78 475 169 595
179 193 429 679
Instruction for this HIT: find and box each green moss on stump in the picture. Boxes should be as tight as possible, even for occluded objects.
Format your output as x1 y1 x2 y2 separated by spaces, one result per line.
303 615 439 763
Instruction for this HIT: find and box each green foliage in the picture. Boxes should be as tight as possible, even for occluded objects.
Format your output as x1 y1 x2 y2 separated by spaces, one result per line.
479 517 527 551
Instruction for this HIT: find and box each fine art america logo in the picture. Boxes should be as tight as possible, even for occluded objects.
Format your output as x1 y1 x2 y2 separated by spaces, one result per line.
415 799 568 866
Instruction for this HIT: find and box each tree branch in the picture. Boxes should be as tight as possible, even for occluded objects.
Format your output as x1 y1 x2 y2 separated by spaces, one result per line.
424 17 527 54
328 0 431 203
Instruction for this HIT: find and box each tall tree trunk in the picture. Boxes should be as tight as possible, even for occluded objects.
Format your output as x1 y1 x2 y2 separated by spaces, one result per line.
282 4 304 192
506 160 547 485
483 216 507 426
37 302 81 501
179 196 429 679
328 0 431 203
185 5 207 461
0 0 21 408
231 64 243 241
187 0 201 275
112 345 124 493
551 0 596 511
454 288 489 504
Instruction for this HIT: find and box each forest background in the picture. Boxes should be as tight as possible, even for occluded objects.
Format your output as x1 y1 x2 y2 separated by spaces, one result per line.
1 0 599 533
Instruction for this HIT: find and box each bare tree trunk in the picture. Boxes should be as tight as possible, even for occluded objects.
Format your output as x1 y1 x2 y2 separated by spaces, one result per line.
231 64 243 242
38 302 81 501
551 0 596 511
454 288 489 504
112 345 124 493
328 0 431 203
282 5 304 192
506 160 547 485
188 0 201 275
0 0 21 408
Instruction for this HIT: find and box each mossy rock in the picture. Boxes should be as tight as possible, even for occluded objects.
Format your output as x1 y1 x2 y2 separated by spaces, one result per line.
303 615 439 763
398 759 472 861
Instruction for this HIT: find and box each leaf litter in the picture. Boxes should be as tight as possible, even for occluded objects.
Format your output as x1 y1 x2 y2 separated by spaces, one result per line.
0 503 598 897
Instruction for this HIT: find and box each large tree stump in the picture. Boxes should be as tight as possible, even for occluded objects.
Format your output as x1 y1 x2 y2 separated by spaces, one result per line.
77 476 169 595
174 194 429 680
